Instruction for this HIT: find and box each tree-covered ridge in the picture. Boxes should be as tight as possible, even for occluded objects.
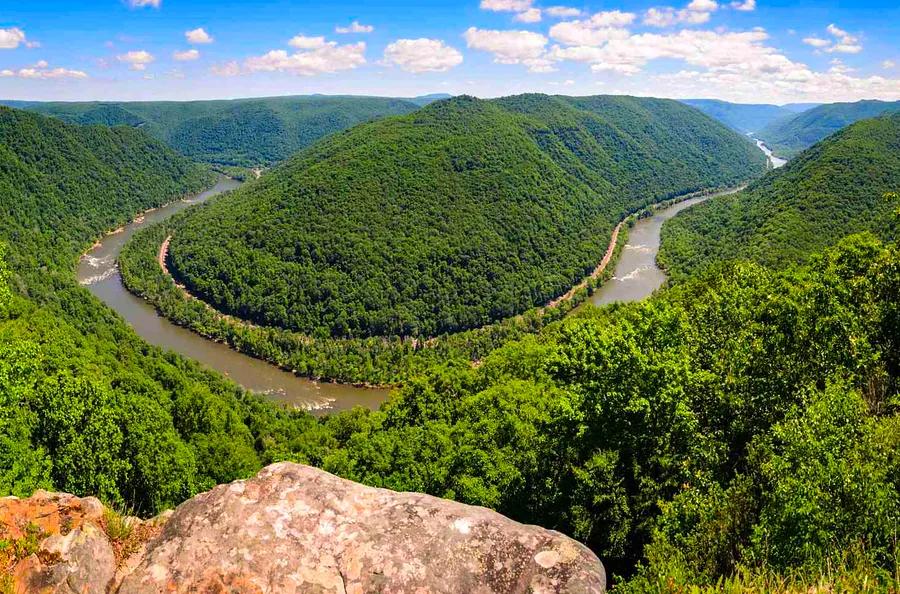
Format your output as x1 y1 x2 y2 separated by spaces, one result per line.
680 98 797 134
166 94 766 339
5 95 421 166
659 114 900 282
0 106 212 271
759 99 900 158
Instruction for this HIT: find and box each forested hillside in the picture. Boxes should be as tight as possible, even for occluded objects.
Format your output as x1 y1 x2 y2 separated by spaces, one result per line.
759 99 900 158
0 106 313 513
681 98 796 133
0 104 897 591
4 96 420 166
165 94 765 339
659 114 900 281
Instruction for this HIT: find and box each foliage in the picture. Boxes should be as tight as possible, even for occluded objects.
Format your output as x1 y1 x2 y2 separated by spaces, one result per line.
760 99 900 158
6 96 420 166
163 94 765 339
659 114 900 282
680 99 797 134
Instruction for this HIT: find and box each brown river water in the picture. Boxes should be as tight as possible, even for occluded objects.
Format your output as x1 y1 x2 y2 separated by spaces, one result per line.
78 142 783 413
77 178 389 414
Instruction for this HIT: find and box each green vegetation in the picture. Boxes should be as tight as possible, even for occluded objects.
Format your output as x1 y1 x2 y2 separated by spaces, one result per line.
0 106 318 513
5 95 420 166
681 99 797 134
1 101 897 592
760 99 900 158
659 114 900 282
163 94 764 340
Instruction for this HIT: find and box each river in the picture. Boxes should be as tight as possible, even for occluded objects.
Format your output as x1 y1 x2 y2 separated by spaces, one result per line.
77 178 390 414
589 142 786 306
78 143 783 412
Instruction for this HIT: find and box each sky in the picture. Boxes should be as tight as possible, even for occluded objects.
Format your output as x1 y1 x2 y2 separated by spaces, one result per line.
0 0 898 104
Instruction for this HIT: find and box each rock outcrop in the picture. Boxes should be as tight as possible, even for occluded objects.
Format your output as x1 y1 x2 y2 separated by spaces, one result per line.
1 463 606 593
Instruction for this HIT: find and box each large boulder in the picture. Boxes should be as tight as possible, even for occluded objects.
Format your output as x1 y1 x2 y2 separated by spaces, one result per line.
2 464 606 593
119 463 605 593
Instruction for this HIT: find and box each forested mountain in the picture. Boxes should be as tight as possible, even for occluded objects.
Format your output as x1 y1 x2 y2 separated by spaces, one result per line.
759 99 900 158
0 103 897 592
659 114 900 281
166 94 765 339
681 98 796 133
2 95 420 166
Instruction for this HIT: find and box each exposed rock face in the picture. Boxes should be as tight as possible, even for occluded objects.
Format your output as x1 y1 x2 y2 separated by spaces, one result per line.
2 464 606 594
0 491 115 594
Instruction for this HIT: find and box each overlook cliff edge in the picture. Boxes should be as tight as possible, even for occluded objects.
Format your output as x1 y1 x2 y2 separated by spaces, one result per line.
1 463 605 593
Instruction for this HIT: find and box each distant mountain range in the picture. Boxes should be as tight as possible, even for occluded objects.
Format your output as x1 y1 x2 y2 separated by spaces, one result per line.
0 95 424 167
660 112 900 280
759 99 900 158
681 99 797 134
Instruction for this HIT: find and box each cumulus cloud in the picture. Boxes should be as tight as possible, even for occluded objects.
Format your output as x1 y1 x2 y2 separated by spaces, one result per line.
335 21 374 34
173 49 200 61
803 37 831 48
383 38 463 73
0 61 88 79
545 6 582 18
480 0 533 11
804 24 863 54
117 50 155 71
244 41 366 75
185 27 213 44
550 21 632 46
883 60 896 70
0 27 28 49
288 35 328 49
514 8 542 23
210 61 240 77
643 0 717 27
730 0 756 10
127 0 161 8
463 27 552 72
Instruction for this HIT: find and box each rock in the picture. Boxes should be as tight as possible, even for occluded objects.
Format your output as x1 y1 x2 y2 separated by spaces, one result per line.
117 463 606 594
0 492 115 594
2 465 605 593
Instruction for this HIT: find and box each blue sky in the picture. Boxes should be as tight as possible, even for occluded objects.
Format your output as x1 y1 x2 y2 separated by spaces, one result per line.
0 0 897 103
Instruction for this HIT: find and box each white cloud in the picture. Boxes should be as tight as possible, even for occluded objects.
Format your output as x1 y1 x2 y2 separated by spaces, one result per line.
549 21 631 46
0 62 88 79
687 0 718 11
514 8 542 23
244 41 366 76
383 38 463 73
463 27 551 72
827 43 863 54
822 23 862 54
730 0 756 10
288 35 328 49
185 27 213 44
335 21 374 34
211 61 240 77
545 6 582 18
643 0 717 27
117 50 155 71
803 37 831 48
543 25 899 103
127 0 161 8
883 60 896 70
480 0 532 12
173 49 200 61
588 10 637 27
0 27 28 49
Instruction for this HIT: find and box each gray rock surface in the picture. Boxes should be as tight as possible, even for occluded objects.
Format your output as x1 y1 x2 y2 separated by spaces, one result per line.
118 463 606 593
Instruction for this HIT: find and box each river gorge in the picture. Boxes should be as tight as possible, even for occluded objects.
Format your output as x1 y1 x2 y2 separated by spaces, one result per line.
78 142 783 413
